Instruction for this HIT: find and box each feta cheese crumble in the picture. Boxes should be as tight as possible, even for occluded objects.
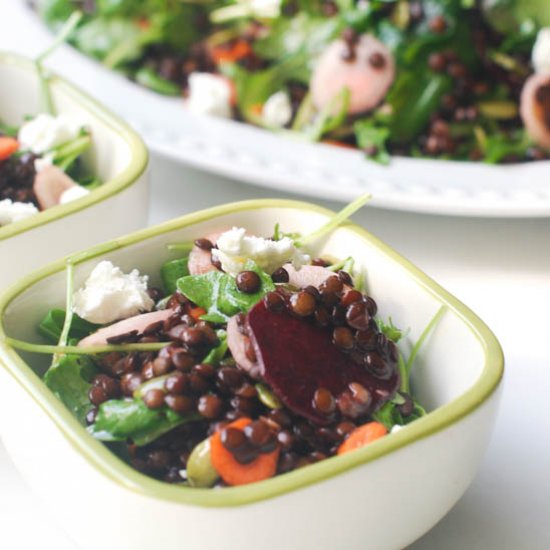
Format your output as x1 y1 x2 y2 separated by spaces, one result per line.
59 185 90 205
533 28 550 74
0 199 39 226
390 424 404 434
262 91 292 128
73 261 154 324
187 73 232 118
211 227 310 276
18 113 83 155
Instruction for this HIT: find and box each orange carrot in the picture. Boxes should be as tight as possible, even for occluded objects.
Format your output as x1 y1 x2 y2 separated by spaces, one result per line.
337 421 387 455
210 417 280 486
0 136 19 161
189 307 207 321
211 40 252 64
249 103 263 117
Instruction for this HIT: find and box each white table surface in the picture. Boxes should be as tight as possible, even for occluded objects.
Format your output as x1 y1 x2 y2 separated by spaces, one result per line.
1 3 550 548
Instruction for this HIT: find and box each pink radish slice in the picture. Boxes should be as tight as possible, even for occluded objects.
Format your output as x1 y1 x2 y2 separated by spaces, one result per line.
226 315 262 379
520 72 550 150
310 34 395 115
283 264 339 289
33 165 76 210
188 232 223 276
78 309 174 347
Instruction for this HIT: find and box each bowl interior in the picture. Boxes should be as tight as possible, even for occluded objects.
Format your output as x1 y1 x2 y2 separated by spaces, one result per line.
0 55 132 183
0 200 503 505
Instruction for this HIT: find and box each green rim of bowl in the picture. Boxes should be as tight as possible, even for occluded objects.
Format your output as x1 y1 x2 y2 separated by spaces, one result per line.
0 52 148 242
0 199 504 507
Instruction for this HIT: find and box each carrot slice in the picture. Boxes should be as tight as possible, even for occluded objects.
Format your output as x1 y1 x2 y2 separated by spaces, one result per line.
189 307 207 321
337 421 387 455
211 40 252 64
210 417 280 486
0 136 19 161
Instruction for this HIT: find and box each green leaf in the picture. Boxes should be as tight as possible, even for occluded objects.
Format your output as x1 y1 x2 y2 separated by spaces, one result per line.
38 309 100 344
354 119 391 165
202 330 228 366
375 317 405 343
89 398 200 446
177 260 275 322
160 257 189 295
135 67 181 96
44 354 98 425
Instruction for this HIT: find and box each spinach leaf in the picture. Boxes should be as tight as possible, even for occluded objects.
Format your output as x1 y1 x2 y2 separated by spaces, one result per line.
161 257 189 295
44 354 98 425
177 261 275 323
39 309 100 344
89 398 200 446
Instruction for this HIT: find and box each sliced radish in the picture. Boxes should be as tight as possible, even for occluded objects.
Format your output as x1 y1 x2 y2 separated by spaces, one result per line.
78 309 174 347
33 165 76 210
188 232 223 276
226 315 262 379
283 264 337 289
520 72 550 150
311 34 395 115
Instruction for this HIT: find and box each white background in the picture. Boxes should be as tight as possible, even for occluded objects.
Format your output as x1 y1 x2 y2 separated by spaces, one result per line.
1 2 550 548
1 158 549 549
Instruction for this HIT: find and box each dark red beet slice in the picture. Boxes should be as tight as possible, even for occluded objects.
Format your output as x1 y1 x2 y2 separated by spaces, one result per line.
246 300 399 425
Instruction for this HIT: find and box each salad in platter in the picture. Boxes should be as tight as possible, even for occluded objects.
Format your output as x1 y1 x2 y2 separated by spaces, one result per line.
0 12 100 228
8 196 444 487
34 0 550 165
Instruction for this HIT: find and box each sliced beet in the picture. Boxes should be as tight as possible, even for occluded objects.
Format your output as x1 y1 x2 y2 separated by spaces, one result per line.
246 300 399 425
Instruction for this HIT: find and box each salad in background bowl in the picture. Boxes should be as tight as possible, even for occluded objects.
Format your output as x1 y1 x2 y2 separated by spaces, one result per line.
0 198 503 550
0 49 148 288
34 0 550 165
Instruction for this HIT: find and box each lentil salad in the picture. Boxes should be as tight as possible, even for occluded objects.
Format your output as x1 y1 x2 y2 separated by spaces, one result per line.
34 0 550 164
0 11 100 228
8 196 444 488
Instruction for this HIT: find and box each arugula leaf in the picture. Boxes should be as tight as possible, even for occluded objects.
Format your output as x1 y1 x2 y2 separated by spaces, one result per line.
38 309 100 344
160 257 189 295
89 398 200 446
202 330 228 366
254 13 342 78
44 354 98 424
354 119 391 165
177 260 275 323
375 317 405 343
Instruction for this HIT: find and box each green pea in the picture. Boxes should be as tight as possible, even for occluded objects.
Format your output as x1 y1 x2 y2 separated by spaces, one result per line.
135 68 181 96
255 383 282 409
187 438 219 488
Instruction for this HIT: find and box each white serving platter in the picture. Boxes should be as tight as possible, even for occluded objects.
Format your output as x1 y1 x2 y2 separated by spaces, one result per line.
3 0 550 218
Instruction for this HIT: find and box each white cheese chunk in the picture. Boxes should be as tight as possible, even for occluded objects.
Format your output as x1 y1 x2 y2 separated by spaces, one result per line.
211 227 310 276
262 90 292 128
533 27 550 74
18 113 82 154
73 261 154 324
0 199 39 226
186 73 232 118
59 185 90 204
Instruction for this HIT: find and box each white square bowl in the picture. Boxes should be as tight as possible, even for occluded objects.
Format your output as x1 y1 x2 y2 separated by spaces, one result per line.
0 52 149 288
0 199 504 550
